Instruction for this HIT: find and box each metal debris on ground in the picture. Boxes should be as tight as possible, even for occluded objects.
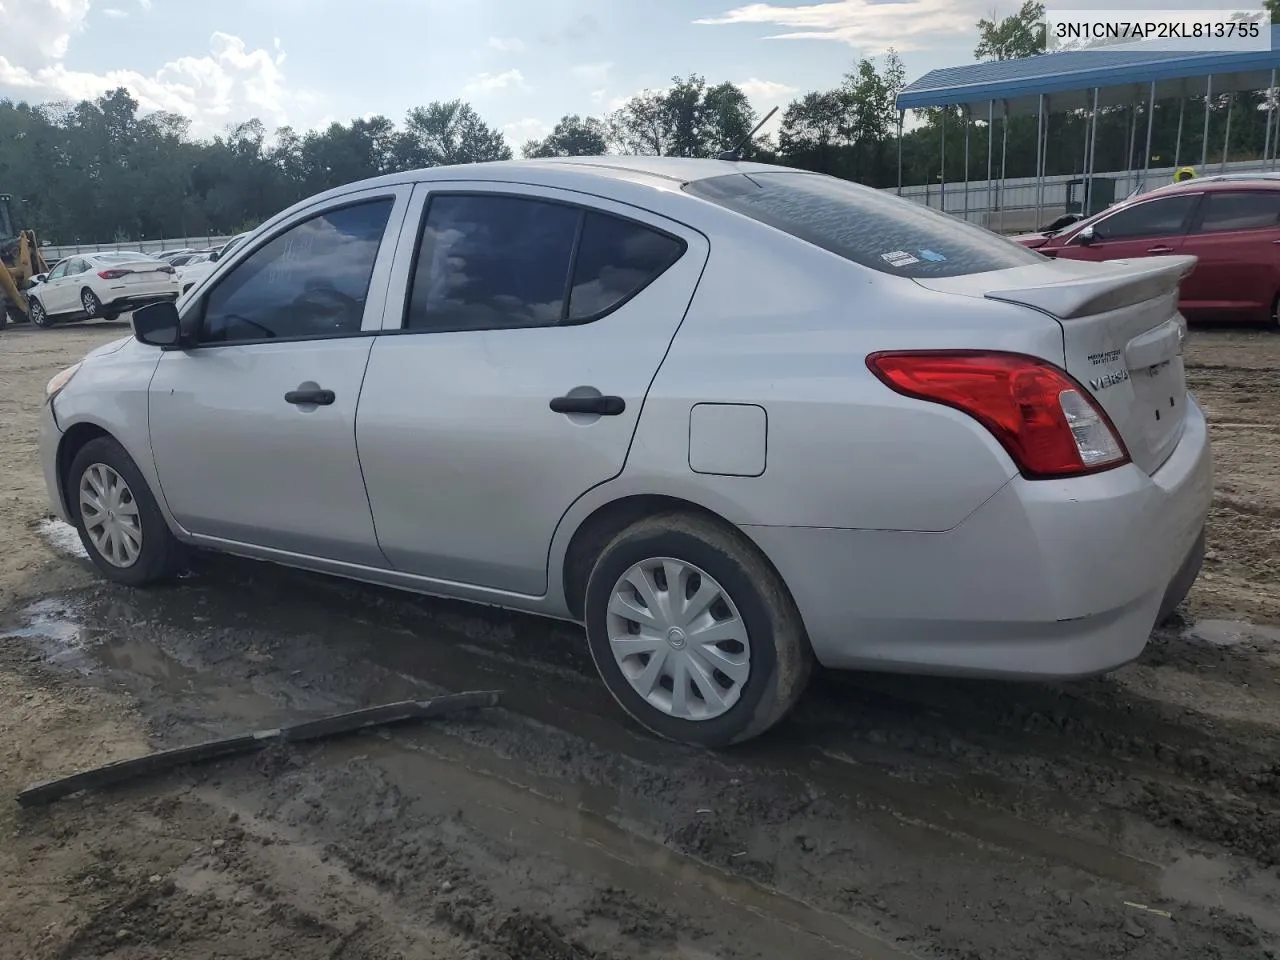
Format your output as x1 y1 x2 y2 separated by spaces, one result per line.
16 691 502 808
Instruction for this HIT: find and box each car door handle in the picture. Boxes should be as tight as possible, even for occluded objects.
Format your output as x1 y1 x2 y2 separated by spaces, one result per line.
284 388 335 406
1147 245 1175 254
549 394 626 416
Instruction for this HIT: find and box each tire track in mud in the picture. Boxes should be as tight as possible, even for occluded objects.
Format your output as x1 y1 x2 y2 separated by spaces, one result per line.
7 555 1280 960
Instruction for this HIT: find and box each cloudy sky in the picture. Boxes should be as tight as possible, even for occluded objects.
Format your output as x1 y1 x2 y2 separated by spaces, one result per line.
0 0 1221 146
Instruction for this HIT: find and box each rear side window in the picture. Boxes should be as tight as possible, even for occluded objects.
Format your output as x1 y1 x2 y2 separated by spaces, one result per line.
1194 191 1280 233
683 171 1041 278
1092 195 1198 241
405 194 686 332
568 212 685 320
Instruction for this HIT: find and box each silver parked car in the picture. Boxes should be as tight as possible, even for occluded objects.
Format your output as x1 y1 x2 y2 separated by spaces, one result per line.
39 158 1213 746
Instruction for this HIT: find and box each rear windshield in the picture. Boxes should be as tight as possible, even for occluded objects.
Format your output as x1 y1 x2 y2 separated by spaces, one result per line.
684 171 1043 279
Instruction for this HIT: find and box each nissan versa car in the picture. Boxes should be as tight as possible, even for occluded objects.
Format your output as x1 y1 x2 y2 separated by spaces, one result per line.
40 157 1213 746
1016 175 1280 327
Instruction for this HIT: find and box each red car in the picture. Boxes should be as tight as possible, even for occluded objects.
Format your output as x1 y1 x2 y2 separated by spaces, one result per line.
1016 176 1280 326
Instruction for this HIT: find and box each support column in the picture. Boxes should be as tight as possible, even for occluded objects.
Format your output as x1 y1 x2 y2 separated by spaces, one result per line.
963 106 971 222
1201 75 1213 169
1086 88 1100 214
1264 70 1276 172
998 101 1010 234
1127 99 1138 187
896 110 904 195
986 100 995 223
1221 93 1234 172
1034 94 1045 227
939 108 947 212
1142 80 1155 189
1174 95 1185 168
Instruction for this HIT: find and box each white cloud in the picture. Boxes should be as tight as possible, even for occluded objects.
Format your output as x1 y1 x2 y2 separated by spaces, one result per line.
0 31 303 138
736 78 798 100
695 0 982 52
464 68 528 94
503 117 551 145
0 0 91 65
102 8 128 18
570 61 613 87
590 88 607 104
136 0 153 8
487 36 525 52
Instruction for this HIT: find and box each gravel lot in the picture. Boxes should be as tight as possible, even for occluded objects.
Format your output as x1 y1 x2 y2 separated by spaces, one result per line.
1 320 1278 959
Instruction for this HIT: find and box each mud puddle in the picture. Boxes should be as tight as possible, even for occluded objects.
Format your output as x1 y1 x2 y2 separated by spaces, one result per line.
6 557 1280 958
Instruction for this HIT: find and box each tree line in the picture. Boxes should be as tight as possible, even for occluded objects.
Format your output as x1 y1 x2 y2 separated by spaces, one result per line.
1 0 1275 243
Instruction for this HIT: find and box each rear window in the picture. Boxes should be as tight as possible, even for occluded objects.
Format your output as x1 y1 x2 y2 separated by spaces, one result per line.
683 171 1042 279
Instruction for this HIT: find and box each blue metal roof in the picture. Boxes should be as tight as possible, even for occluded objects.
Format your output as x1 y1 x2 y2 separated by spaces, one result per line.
898 26 1280 114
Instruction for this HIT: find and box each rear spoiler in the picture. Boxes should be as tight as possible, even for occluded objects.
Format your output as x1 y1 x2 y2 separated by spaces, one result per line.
983 255 1197 320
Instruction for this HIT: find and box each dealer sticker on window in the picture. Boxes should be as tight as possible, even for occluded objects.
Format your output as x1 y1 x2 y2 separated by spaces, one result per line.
881 250 920 268
918 249 947 262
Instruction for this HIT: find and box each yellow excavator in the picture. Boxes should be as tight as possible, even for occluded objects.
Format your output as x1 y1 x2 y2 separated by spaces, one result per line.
0 192 50 330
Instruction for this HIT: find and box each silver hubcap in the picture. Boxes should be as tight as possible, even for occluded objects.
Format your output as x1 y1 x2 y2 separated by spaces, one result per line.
82 292 96 313
606 557 750 721
78 463 142 567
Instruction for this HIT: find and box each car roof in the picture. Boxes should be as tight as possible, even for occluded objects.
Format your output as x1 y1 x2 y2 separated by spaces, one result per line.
1142 174 1280 198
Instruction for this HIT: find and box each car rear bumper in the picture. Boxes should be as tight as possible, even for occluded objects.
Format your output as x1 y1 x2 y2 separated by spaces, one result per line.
40 399 69 524
103 290 179 311
746 396 1214 679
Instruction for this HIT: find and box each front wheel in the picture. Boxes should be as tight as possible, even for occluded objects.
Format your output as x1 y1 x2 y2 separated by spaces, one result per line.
584 513 812 747
67 436 184 586
27 297 52 328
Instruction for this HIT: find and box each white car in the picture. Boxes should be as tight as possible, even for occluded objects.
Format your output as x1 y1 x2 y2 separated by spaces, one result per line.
27 251 180 328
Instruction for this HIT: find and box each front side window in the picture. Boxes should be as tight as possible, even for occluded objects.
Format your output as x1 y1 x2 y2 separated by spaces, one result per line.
405 194 687 333
684 171 1041 279
1194 191 1280 233
48 261 69 280
199 198 393 344
1091 195 1199 241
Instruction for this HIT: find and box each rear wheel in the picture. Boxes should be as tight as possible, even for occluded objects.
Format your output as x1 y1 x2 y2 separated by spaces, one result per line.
81 288 104 318
67 436 184 586
584 512 812 747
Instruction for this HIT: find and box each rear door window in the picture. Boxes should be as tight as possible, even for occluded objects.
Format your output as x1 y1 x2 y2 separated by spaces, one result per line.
1193 190 1280 233
1091 195 1199 241
683 171 1042 278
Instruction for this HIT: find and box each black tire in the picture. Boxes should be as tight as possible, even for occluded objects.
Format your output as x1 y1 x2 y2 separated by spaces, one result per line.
27 296 52 328
103 310 120 322
80 287 104 318
584 512 812 747
67 436 184 587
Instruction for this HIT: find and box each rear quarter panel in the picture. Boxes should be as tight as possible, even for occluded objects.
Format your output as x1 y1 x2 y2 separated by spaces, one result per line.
597 214 1066 533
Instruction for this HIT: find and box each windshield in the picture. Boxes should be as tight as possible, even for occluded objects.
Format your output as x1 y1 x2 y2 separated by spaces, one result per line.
684 171 1042 279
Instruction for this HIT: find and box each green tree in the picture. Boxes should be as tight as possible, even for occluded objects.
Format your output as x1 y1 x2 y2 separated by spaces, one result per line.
398 100 512 167
522 114 608 158
607 76 756 157
974 1 1046 61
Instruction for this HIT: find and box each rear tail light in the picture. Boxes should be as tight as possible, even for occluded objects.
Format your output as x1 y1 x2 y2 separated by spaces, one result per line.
97 268 132 279
866 350 1130 479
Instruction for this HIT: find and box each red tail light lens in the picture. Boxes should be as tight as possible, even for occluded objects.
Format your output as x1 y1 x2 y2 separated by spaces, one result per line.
866 350 1130 479
97 268 131 279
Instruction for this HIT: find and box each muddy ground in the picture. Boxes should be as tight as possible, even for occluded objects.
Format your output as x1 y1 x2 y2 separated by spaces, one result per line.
1 321 1279 959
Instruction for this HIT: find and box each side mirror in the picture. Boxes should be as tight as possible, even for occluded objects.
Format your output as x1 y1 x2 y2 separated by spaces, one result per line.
31 274 46 284
131 300 188 348
209 250 221 262
1075 225 1097 245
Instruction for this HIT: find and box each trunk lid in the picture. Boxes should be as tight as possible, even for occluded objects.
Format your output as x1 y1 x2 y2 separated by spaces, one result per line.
99 258 174 280
914 255 1195 476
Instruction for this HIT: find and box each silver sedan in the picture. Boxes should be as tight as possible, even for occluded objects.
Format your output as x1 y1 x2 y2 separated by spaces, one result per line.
39 157 1213 745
